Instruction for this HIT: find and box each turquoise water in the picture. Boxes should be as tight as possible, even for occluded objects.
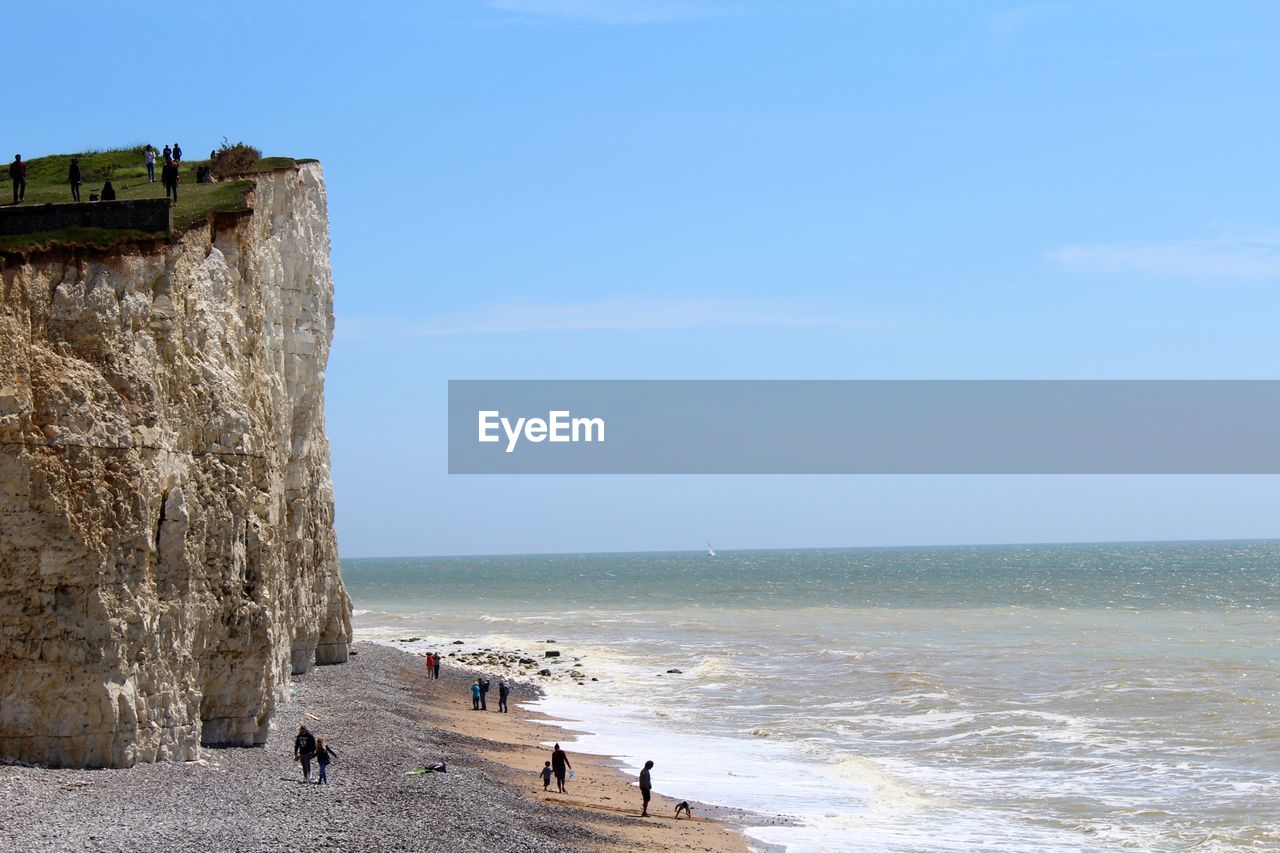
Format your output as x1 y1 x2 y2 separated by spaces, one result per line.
344 541 1280 851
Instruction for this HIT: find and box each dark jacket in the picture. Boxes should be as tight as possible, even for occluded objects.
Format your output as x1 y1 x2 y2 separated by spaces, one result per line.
68 163 81 184
295 731 316 757
316 745 336 766
161 163 179 187
101 182 116 201
8 160 23 179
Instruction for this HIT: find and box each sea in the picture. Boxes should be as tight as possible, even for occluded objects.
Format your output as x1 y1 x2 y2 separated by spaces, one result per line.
342 541 1280 852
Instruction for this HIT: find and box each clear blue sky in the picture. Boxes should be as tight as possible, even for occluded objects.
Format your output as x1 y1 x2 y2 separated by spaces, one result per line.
14 1 1280 556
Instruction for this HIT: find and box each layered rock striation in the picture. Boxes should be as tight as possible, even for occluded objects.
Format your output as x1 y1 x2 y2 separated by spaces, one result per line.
0 162 351 768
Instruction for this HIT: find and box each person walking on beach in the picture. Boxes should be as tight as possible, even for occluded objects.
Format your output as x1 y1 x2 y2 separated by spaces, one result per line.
68 158 81 202
551 743 571 793
433 654 441 679
161 160 179 204
294 725 317 783
639 760 654 817
540 760 553 791
144 145 156 181
9 155 25 204
470 680 481 710
498 679 510 713
424 652 435 677
478 677 490 711
315 737 337 785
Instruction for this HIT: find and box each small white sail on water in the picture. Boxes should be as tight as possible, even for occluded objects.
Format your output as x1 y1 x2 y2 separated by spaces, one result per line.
707 540 717 557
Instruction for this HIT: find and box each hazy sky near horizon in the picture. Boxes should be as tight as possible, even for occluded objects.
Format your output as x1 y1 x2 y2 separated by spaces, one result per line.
13 1 1280 556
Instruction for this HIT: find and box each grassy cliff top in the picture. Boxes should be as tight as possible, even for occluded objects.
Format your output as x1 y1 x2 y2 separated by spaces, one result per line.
0 146 308 253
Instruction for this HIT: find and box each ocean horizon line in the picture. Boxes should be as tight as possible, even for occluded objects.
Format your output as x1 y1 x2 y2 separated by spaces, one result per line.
339 534 1280 562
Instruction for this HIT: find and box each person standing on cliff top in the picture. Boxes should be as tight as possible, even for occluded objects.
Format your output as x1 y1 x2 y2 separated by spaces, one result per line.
9 155 25 204
172 142 182 163
294 725 317 783
144 145 156 182
551 743 571 793
639 760 654 817
68 158 81 203
161 160 179 205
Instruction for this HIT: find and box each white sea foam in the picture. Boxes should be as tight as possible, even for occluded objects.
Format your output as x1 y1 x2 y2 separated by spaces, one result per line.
343 544 1280 851
532 689 1108 852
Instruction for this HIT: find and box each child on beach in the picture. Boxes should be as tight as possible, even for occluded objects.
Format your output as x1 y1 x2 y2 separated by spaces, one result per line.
471 681 481 710
315 738 337 785
540 761 553 791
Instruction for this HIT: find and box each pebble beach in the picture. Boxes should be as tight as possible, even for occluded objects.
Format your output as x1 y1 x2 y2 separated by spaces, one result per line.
0 643 755 852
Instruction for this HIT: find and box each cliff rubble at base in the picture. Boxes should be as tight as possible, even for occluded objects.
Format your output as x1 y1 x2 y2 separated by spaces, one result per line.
0 162 351 768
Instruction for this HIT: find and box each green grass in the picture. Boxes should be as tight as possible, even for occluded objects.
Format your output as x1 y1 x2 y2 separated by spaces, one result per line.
244 156 301 173
0 146 305 253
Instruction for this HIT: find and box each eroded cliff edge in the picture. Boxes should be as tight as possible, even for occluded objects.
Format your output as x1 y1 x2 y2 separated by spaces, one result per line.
0 162 352 768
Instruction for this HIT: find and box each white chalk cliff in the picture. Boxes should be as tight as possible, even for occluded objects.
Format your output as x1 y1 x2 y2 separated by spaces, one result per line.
0 163 351 768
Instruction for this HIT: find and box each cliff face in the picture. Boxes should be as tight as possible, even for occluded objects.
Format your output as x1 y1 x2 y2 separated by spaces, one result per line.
0 163 351 768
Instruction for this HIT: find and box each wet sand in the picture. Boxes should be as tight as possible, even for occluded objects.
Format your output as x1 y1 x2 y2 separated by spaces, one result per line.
400 659 754 851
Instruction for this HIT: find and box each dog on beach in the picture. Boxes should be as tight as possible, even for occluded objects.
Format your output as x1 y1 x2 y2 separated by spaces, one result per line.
674 801 693 819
